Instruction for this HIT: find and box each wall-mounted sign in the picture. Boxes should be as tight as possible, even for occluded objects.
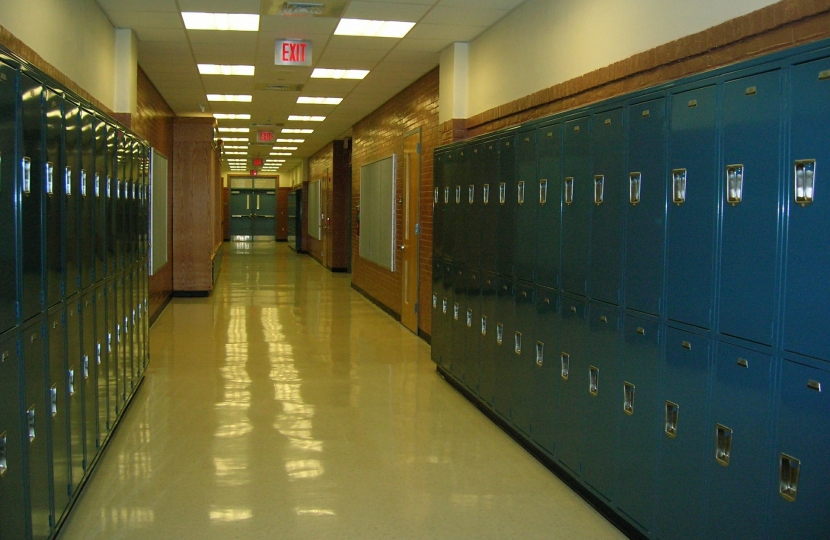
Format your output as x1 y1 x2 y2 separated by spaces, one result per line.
250 170 258 176
275 39 312 66
253 158 263 167
258 130 274 143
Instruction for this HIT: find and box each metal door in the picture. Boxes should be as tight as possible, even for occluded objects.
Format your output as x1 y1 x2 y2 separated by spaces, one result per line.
453 147 468 265
463 269 482 392
450 265 465 377
47 306 71 519
511 281 536 435
535 122 563 290
562 117 591 296
80 290 97 463
0 62 18 332
44 88 64 308
430 259 443 365
493 276 515 417
0 329 27 540
432 150 444 260
66 298 84 495
77 108 93 288
480 140 499 273
229 189 253 239
21 73 44 321
515 129 538 282
442 150 456 261
65 100 81 298
496 136 516 277
556 295 588 475
478 272 498 406
401 130 421 333
251 190 276 239
531 286 560 454
93 117 107 281
465 143 483 269
105 125 118 276
94 285 108 436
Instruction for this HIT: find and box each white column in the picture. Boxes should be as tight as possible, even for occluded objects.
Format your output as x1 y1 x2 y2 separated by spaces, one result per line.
113 28 137 115
439 42 469 124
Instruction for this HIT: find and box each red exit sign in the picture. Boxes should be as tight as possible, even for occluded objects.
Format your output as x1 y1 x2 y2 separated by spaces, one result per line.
275 39 312 66
253 158 263 167
257 130 274 143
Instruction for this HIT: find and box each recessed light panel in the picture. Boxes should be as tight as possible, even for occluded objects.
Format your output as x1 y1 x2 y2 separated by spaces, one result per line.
218 127 250 133
334 18 415 38
214 114 251 120
287 115 325 122
198 64 255 76
272 146 297 150
282 129 314 134
311 69 369 80
277 139 305 143
207 94 252 102
297 97 343 105
271 152 293 156
223 145 249 149
182 12 260 31
220 137 249 142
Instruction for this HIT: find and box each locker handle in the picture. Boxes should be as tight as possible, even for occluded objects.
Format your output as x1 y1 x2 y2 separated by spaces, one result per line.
65 166 72 196
22 157 32 194
682 341 692 350
107 176 111 198
433 187 438 205
726 164 744 205
637 327 645 335
560 352 570 380
594 175 604 205
107 333 112 353
715 424 733 466
46 162 55 195
536 342 544 367
600 315 608 323
499 182 506 205
483 184 490 205
453 303 459 321
496 323 504 345
514 332 522 355
96 343 102 365
794 160 815 206
570 306 577 313
737 358 749 368
664 401 679 437
455 185 461 204
517 181 525 205
672 169 687 205
623 382 635 414
246 194 250 210
444 187 449 204
629 172 641 205
468 184 475 204
779 454 801 502
231 214 244 218
95 173 100 198
257 194 261 210
820 69 830 80
441 298 447 314
589 365 599 396
466 308 473 328
807 380 822 392
27 407 35 442
564 177 574 205
481 316 487 336
81 170 87 196
50 386 58 417
539 179 547 205
68 369 75 397
0 431 6 477
83 355 89 380
432 294 437 309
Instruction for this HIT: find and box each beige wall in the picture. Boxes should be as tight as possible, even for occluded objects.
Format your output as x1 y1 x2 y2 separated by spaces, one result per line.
280 161 306 188
0 0 116 109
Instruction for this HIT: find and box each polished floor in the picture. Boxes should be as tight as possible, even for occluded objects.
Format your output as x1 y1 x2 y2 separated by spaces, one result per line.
58 242 626 540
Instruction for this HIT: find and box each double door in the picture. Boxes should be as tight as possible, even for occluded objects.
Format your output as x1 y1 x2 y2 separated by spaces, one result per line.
229 189 275 240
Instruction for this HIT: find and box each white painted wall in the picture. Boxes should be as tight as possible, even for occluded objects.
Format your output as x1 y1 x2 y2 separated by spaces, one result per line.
0 0 116 109
279 160 307 188
439 42 469 124
463 0 779 118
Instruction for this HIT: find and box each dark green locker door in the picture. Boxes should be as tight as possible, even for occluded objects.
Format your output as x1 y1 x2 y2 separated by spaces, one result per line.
131 268 140 385
118 273 131 399
450 265 466 378
20 73 44 321
440 261 454 371
80 290 97 462
493 276 515 417
442 151 457 261
47 305 70 520
111 277 125 409
105 125 117 276
430 259 442 365
515 129 538 282
465 144 483 269
625 98 667 316
463 269 482 392
478 272 498 406
64 100 81 298
510 281 536 435
535 122 562 290
496 136 516 277
0 62 18 333
480 140 499 273
657 328 711 540
666 85 718 329
0 329 27 540
719 71 782 346
617 314 661 531
252 190 277 237
23 316 51 539
94 284 108 438
79 108 95 287
562 117 591 296
93 117 107 281
583 302 620 500
770 357 830 538
229 190 253 238
432 151 444 260
453 148 469 265
66 298 83 496
783 56 830 363
707 341 773 540
589 108 625 305
556 294 588 475
531 286 560 455
44 88 64 308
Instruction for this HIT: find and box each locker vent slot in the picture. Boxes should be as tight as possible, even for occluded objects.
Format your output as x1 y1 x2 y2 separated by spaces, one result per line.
564 177 574 205
27 407 35 442
68 369 75 397
820 69 830 80
536 342 544 367
454 185 461 204
0 432 6 476
793 159 815 206
715 424 733 466
726 164 744 205
466 308 473 328
807 380 822 392
50 386 58 416
433 187 438 204
468 185 475 204
561 352 570 380
779 454 801 502
664 401 679 437
517 181 525 205
514 332 522 355
481 316 487 336
499 182 506 205
672 169 687 205
46 162 54 195
539 179 547 205
432 294 437 309
496 323 504 345
589 366 599 396
23 157 31 194
594 175 605 205
65 167 72 196
629 173 641 205
623 382 635 414
443 187 449 204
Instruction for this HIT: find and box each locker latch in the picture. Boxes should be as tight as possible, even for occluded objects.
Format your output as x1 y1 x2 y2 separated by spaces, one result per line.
624 382 635 414
593 175 604 205
517 181 525 205
629 173 641 205
81 170 87 196
442 298 447 314
453 303 459 321
589 366 599 396
560 352 570 380
672 169 687 205
65 167 72 196
536 342 544 367
539 179 548 205
27 407 36 442
514 332 522 355
50 386 58 417
455 185 461 204
22 157 32 194
83 355 89 380
468 185 475 204
443 187 449 204
432 294 437 309
715 424 733 466
483 184 490 205
0 431 6 477
779 453 801 502
499 182 506 205
794 159 815 206
466 308 473 328
496 323 504 345
726 164 744 205
481 316 487 336
46 162 55 195
564 177 574 205
664 401 679 437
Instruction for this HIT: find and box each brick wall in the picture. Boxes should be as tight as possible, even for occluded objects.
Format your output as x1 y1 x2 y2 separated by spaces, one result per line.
351 68 440 336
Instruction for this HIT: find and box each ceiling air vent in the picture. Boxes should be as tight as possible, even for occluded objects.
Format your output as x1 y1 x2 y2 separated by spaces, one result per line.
258 83 304 92
261 1 348 17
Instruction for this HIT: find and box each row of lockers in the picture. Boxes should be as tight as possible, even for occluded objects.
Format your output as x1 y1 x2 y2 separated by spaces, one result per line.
0 51 151 540
432 263 828 540
433 45 830 364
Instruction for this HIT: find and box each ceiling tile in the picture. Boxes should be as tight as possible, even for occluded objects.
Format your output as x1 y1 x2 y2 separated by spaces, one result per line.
405 22 485 41
324 35 400 52
103 10 184 29
420 6 509 27
343 1 433 21
395 37 451 52
134 27 189 43
97 0 179 13
259 15 339 35
178 0 262 14
318 47 388 64
201 77 256 94
439 0 525 9
191 43 257 64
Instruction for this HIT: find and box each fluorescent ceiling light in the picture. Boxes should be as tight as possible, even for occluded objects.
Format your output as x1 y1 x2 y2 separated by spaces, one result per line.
223 145 248 149
282 129 313 134
214 114 251 120
198 64 255 76
219 137 248 142
218 127 250 133
334 18 415 38
288 115 325 122
311 69 369 80
224 151 247 155
207 94 252 102
297 97 343 105
182 12 259 32
272 146 297 150
277 138 304 143
271 152 292 156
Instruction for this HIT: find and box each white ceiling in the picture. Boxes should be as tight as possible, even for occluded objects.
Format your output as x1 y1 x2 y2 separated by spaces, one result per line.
95 0 527 172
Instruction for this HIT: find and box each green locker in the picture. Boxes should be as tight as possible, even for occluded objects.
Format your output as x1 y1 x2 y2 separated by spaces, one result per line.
480 139 499 273
493 275 515 417
0 329 27 540
107 277 121 413
463 269 482 393
453 148 469 265
94 284 109 435
535 122 563 290
496 136 516 277
515 129 538 282
465 143 483 269
432 150 445 260
556 295 588 475
450 265 466 379
478 272 498 406
439 260 454 371
0 61 19 333
44 88 64 308
47 305 71 521
80 290 98 462
511 280 536 435
64 100 81 298
561 116 591 296
20 72 44 321
430 259 442 365
79 107 95 287
531 286 560 455
66 298 83 496
93 117 107 282
442 150 456 261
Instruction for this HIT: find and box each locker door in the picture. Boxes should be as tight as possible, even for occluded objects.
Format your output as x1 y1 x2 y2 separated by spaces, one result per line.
535 122 563 289
556 295 588 475
769 358 830 538
496 136 516 277
707 341 773 540
463 269 482 392
64 100 81 297
480 140 499 273
657 328 711 540
108 278 122 411
430 259 442 365
105 125 117 276
44 89 64 308
442 151 456 261
66 298 83 496
719 71 782 346
511 281 536 435
439 261 454 371
453 148 469 265
625 98 667 316
120 273 133 396
79 108 95 287
93 117 107 281
493 276 515 417
666 85 718 329
515 129 538 282
465 143 483 269
0 62 19 333
617 315 661 531
131 268 140 384
450 266 466 379
562 117 591 296
531 286 560 454
783 56 830 362
94 285 109 436
80 290 97 462
21 73 44 320
0 330 27 540
478 272 498 406
432 150 444 260
47 306 70 519
589 108 625 305
23 316 52 539
583 302 621 500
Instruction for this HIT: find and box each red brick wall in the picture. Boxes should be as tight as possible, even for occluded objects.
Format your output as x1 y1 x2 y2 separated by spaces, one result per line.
351 68 440 336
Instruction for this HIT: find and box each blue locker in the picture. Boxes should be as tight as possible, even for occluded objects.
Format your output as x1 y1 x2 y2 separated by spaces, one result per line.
625 98 667 316
453 147 469 265
442 150 457 261
0 61 19 333
589 108 625 305
770 356 830 538
79 107 95 288
582 302 620 500
463 269 482 393
719 71 782 346
707 341 774 540
666 85 718 329
450 265 466 379
80 290 98 462
493 276 515 417
44 89 64 308
515 129 538 282
64 100 81 298
430 259 442 365
0 329 27 540
465 143 483 269
93 117 107 281
531 286 560 454
511 280 536 435
432 150 444 260
94 284 109 435
657 328 711 540
535 122 562 290
47 305 71 520
617 314 661 531
478 272 498 406
783 56 830 362
480 139 499 273
562 117 591 296
20 72 44 321
496 136 516 277
555 294 588 475
66 298 84 495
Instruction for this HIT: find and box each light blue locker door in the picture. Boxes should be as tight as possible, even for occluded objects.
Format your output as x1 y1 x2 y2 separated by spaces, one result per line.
535 122 563 289
480 140 500 273
432 151 444 260
562 117 591 296
657 328 711 540
556 295 588 475
466 143 483 269
478 272 498 406
666 85 718 329
531 286 560 454
0 330 28 540
493 276 515 418
769 357 830 538
589 108 625 305
719 70 782 346
783 56 830 363
707 341 774 540
515 129 538 282
463 269 482 392
625 97 667 316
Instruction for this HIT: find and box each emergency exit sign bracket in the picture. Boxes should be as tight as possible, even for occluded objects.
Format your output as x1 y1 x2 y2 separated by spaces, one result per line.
275 39 312 66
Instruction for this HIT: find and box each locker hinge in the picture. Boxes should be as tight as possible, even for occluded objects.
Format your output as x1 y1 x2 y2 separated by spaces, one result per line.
416 143 421 154
414 223 420 234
